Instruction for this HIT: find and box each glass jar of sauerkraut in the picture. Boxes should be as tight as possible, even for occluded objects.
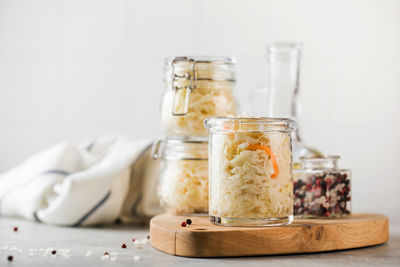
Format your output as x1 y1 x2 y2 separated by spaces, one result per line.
161 56 237 138
151 139 209 215
204 117 296 226
293 156 351 218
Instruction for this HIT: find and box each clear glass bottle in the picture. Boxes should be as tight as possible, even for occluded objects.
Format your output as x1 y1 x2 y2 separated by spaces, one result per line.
161 56 238 138
152 139 209 215
293 156 351 218
204 117 296 226
250 42 322 167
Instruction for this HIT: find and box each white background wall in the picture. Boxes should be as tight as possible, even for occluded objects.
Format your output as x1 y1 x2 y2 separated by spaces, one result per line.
0 0 399 222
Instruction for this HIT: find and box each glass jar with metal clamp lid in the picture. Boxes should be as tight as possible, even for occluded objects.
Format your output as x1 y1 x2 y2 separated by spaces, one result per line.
161 56 238 138
151 138 209 215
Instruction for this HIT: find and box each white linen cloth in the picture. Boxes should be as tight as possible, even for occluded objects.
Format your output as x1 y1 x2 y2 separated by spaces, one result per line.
0 136 163 226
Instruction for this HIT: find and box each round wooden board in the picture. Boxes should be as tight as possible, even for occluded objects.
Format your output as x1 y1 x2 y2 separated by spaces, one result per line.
150 213 389 257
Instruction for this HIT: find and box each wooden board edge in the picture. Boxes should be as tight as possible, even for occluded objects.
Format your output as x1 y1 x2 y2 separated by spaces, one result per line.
172 216 389 257
150 213 390 258
150 218 177 255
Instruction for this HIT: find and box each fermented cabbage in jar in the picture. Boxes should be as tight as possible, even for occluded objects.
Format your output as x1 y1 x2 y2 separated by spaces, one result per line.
205 117 296 226
161 57 237 137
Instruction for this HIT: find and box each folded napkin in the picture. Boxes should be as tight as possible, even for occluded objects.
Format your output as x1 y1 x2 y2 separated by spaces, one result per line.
0 136 163 226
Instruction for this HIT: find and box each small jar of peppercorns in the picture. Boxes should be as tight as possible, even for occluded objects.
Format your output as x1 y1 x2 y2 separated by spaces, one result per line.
293 155 351 218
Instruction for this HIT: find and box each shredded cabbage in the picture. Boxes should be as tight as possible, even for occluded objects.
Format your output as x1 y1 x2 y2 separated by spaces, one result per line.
209 131 293 218
161 81 237 136
159 159 209 214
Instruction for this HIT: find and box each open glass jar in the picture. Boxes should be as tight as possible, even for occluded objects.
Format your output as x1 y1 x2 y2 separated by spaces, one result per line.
204 117 296 226
161 56 237 138
293 156 351 218
152 139 209 215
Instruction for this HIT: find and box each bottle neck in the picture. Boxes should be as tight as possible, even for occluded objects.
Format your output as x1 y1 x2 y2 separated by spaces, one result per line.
266 43 303 141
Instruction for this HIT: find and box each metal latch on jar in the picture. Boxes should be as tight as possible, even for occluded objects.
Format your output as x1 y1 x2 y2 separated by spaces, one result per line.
171 57 197 116
151 140 163 160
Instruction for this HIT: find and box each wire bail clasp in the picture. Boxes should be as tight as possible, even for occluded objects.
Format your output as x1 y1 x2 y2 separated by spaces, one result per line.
171 57 197 116
151 140 164 159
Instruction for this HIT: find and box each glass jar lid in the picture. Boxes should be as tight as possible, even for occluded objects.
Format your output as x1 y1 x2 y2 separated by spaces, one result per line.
204 117 296 133
164 56 236 116
165 56 235 66
151 138 208 160
164 56 236 82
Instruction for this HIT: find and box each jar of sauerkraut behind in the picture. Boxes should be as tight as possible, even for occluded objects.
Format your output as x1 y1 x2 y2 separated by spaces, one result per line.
204 117 296 226
151 139 209 215
161 56 238 138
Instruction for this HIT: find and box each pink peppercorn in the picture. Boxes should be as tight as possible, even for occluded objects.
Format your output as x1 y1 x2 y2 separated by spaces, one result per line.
311 185 316 191
121 243 127 248
181 221 187 227
306 183 312 190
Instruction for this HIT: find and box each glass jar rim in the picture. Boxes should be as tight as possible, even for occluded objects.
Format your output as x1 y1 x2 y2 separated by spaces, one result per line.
165 56 236 66
300 155 341 170
152 138 208 160
204 117 296 133
300 155 340 161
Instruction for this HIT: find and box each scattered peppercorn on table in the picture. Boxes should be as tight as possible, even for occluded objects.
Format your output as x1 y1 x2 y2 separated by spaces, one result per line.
1 216 400 266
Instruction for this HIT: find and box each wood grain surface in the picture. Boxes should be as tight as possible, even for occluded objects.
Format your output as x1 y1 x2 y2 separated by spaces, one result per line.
150 213 389 257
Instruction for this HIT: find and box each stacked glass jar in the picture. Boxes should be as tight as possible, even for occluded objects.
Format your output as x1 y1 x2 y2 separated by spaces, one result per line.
153 56 238 215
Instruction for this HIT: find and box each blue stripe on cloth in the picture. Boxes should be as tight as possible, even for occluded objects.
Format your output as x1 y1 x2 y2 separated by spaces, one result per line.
33 211 42 223
72 190 111 227
86 140 96 152
42 170 70 176
0 170 70 215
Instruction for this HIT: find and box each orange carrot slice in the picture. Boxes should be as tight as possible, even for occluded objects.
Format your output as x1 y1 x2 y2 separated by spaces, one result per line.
246 144 279 179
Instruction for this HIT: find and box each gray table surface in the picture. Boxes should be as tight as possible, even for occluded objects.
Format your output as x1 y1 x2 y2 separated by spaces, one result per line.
0 217 399 267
